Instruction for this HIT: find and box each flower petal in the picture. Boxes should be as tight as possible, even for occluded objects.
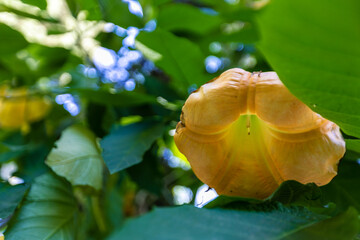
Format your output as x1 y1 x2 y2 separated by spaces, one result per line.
174 68 345 199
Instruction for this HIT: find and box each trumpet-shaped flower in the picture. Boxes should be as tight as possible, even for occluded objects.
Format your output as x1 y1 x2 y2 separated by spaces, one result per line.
174 68 345 199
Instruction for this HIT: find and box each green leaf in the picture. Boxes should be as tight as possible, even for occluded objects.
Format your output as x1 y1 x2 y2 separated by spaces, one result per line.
5 173 79 240
268 181 323 207
0 183 28 219
45 125 103 190
0 24 28 57
68 88 159 107
127 144 164 196
100 0 143 28
257 0 360 138
65 0 102 20
107 204 359 240
17 145 52 183
135 29 209 95
198 0 258 22
0 143 27 163
321 161 360 213
345 139 360 153
205 180 325 211
212 23 259 43
101 119 165 174
20 0 47 9
284 207 360 240
0 44 71 83
157 4 222 35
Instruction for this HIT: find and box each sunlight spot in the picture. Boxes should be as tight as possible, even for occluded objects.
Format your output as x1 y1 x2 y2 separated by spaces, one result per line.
8 176 24 186
115 26 127 37
144 19 157 32
225 0 240 5
194 184 218 208
64 101 80 116
127 50 142 63
172 185 193 205
92 46 117 69
59 72 72 86
134 72 145 83
104 23 115 32
0 162 17 181
55 94 73 105
162 148 191 170
168 129 176 136
239 54 257 69
205 56 222 73
124 79 136 91
209 42 222 53
117 57 131 69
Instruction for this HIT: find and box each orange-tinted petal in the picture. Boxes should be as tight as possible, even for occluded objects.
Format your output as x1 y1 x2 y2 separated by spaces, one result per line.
174 68 345 199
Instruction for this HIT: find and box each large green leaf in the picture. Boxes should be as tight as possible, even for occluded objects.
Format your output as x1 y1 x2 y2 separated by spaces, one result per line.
107 205 359 240
157 3 222 35
257 0 360 138
345 139 360 153
0 24 28 57
135 29 209 95
101 119 165 174
0 183 28 220
321 161 360 213
45 125 103 190
5 173 79 240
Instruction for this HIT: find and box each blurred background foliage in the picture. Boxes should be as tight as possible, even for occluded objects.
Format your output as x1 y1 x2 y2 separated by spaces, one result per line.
0 0 359 239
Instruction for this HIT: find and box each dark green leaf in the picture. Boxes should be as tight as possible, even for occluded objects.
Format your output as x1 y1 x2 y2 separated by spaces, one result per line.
212 23 259 43
101 119 165 174
157 4 222 35
26 44 70 77
136 29 209 95
107 204 359 240
0 183 28 219
0 24 28 57
5 173 79 240
0 44 70 83
205 180 325 211
45 125 103 190
17 145 52 183
0 143 28 163
127 144 164 195
257 0 360 138
68 88 159 107
268 181 323 207
321 161 360 213
100 0 143 28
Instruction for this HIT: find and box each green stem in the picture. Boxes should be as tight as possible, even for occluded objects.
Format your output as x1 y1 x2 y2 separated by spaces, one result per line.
91 196 107 233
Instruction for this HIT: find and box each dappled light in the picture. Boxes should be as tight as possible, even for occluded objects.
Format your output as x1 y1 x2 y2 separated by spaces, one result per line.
0 0 359 239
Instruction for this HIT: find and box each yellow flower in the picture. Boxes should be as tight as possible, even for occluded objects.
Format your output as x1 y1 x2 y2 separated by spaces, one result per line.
174 68 345 199
0 85 51 129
